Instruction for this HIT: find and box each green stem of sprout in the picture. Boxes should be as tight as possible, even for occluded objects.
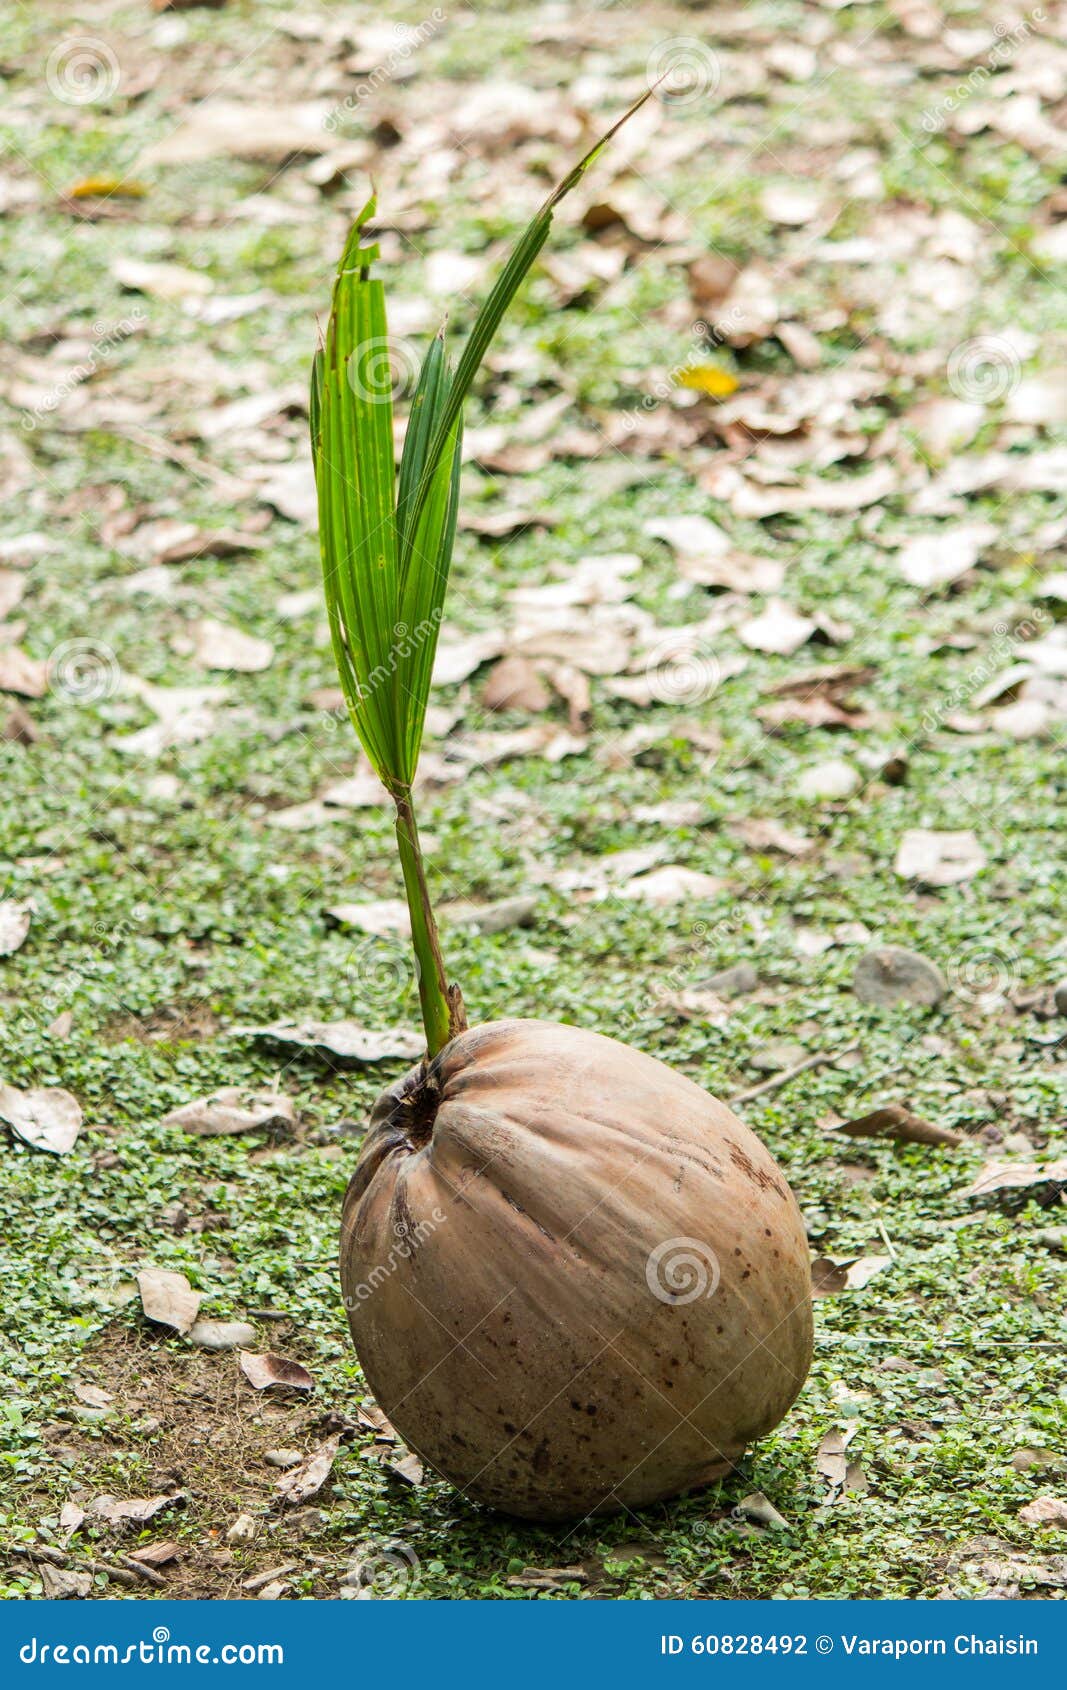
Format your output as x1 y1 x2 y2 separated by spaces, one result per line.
394 789 466 1057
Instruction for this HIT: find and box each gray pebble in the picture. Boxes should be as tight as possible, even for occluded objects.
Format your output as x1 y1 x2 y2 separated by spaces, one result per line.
853 946 947 1008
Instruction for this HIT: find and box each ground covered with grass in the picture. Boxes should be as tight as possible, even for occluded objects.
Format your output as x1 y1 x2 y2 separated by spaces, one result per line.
1 0 1065 1600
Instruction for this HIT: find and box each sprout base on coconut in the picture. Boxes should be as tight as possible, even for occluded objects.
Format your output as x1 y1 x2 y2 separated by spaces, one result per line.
312 96 813 1522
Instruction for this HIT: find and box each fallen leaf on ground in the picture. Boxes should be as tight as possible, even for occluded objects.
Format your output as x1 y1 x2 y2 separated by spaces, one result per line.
837 1105 962 1148
191 619 274 672
231 1019 422 1064
91 1493 183 1526
0 1083 82 1155
730 818 814 857
58 1502 85 1542
507 1564 589 1589
275 1437 340 1504
816 1424 858 1497
896 524 993 588
140 101 334 167
811 1255 892 1296
240 1351 314 1393
735 1492 789 1529
0 900 31 954
619 866 722 905
326 899 410 937
0 647 48 697
40 1566 91 1599
129 1541 181 1567
1018 1497 1067 1529
136 1268 201 1335
893 828 986 886
161 1087 295 1137
386 1450 425 1487
73 1382 113 1408
738 600 816 656
963 1160 1067 1209
113 258 212 303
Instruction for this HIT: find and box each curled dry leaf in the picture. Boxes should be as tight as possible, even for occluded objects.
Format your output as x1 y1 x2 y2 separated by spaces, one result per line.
136 1267 201 1335
811 1255 892 1297
619 866 723 905
0 1082 82 1156
129 1541 181 1567
40 1566 91 1599
837 1105 962 1149
275 1437 340 1505
240 1351 315 1393
963 1159 1067 1210
736 1491 790 1530
161 1087 295 1137
0 900 31 956
386 1449 425 1487
231 1018 423 1065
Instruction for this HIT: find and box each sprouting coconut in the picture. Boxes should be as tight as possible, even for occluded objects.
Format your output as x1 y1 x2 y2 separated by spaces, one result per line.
312 94 812 1523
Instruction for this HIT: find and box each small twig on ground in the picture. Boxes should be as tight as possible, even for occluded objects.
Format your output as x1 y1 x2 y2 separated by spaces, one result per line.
729 1044 860 1106
12 1541 165 1589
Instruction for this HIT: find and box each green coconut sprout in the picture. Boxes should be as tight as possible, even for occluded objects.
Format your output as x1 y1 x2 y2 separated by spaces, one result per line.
311 92 651 1058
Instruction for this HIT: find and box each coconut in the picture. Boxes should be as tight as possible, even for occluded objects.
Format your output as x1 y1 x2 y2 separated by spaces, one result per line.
340 1019 812 1522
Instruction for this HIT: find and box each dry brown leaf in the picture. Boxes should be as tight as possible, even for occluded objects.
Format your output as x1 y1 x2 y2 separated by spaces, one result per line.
483 655 550 713
136 1268 201 1335
0 900 31 954
275 1437 340 1505
811 1255 892 1297
92 1492 183 1525
738 600 816 656
241 1351 315 1393
232 1018 423 1064
113 258 212 303
963 1159 1067 1209
191 618 274 672
326 899 410 937
0 646 48 697
619 866 723 905
386 1449 425 1487
129 1540 181 1567
1018 1497 1067 1529
894 828 986 886
161 1087 295 1137
140 101 334 167
837 1105 962 1148
730 817 813 857
0 1082 82 1155
896 524 993 588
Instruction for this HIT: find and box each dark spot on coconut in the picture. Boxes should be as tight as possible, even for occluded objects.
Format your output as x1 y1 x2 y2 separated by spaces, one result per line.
503 1421 516 1434
532 1440 551 1475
